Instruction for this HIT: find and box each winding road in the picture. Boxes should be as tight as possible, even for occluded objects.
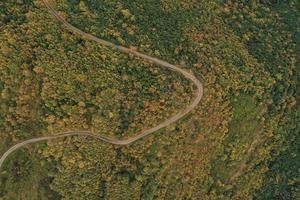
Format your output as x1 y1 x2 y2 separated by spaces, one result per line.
0 0 203 169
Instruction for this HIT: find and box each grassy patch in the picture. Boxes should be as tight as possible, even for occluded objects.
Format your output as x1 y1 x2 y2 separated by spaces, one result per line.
0 144 60 200
212 94 264 182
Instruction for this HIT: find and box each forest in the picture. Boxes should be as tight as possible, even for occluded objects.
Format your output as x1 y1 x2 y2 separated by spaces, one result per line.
0 0 299 199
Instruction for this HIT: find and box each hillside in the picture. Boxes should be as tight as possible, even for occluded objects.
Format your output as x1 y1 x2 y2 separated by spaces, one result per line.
0 0 299 199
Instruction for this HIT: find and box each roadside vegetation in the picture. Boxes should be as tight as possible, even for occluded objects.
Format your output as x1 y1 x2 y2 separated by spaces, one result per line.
0 0 299 199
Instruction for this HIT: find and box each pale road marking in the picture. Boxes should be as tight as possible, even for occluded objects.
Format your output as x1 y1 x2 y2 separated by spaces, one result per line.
0 0 203 169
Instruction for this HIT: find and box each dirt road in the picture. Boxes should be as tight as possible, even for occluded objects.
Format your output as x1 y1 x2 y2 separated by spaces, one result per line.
0 0 203 169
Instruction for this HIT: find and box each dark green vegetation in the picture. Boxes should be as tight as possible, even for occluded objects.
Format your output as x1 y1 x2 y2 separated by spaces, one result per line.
0 0 299 199
0 145 61 200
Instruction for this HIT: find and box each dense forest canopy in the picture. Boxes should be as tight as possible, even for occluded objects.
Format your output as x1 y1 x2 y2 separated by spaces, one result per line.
0 0 299 199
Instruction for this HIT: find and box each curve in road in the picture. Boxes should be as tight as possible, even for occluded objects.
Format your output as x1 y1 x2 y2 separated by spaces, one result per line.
0 0 203 169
